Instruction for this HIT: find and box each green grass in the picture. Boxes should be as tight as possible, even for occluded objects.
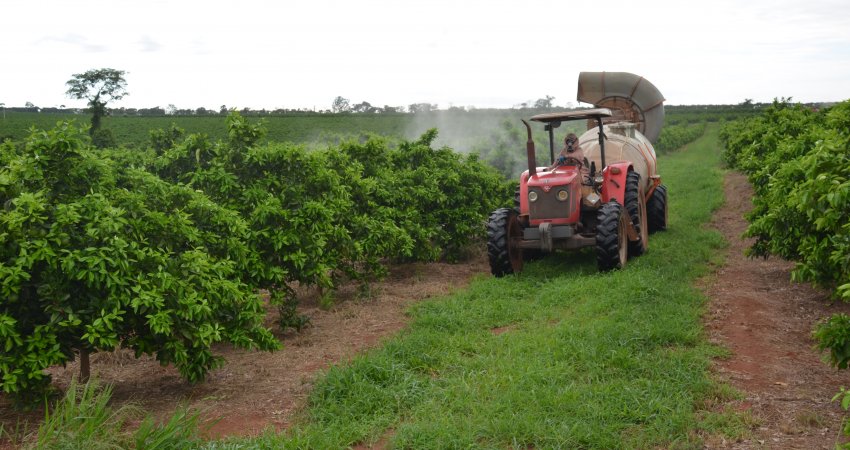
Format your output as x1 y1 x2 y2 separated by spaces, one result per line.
11 378 204 450
198 126 744 449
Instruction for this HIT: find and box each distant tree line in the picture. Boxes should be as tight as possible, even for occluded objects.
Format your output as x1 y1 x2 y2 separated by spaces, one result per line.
10 93 827 119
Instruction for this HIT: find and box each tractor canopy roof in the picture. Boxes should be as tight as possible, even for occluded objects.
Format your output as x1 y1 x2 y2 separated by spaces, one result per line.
529 108 613 124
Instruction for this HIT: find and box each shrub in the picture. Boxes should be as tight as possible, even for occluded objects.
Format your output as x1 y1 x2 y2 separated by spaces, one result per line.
0 122 278 404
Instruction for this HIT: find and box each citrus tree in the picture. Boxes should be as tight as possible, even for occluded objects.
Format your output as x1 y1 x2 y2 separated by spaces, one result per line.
149 113 513 328
0 122 279 404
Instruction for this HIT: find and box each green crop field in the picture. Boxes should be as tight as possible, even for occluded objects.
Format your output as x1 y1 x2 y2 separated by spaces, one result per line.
0 106 734 150
0 107 719 182
0 112 413 147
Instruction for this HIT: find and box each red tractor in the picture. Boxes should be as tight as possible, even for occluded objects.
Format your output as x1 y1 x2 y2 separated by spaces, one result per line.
487 72 668 276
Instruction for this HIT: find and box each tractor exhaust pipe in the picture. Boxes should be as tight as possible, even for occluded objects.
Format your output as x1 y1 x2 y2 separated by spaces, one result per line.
521 119 537 178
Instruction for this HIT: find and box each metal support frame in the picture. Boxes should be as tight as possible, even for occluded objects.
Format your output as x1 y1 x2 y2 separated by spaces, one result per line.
597 118 606 169
544 120 561 164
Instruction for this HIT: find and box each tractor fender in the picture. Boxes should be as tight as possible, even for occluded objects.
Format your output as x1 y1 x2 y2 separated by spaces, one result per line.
601 162 633 205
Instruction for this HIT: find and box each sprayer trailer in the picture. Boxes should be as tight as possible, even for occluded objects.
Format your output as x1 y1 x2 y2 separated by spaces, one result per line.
487 72 669 276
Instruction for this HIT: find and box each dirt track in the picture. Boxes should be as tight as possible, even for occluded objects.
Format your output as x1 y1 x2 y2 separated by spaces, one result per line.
705 171 850 448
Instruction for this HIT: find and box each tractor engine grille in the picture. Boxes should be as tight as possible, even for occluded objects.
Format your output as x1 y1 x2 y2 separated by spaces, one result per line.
528 187 572 220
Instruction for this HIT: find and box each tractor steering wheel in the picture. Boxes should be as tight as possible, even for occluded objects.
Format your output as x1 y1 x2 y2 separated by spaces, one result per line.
561 156 583 167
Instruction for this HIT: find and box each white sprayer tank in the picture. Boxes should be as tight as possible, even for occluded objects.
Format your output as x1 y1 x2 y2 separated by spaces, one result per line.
575 71 666 189
579 123 658 189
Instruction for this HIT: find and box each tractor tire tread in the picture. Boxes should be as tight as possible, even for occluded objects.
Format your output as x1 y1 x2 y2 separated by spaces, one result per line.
596 201 626 272
624 171 646 257
487 208 517 277
647 184 668 233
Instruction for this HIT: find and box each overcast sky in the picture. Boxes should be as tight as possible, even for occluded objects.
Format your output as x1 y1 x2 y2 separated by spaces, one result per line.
3 0 849 110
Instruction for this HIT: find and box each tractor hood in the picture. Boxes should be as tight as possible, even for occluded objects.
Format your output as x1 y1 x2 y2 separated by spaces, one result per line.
523 168 581 226
527 168 578 190
577 72 665 144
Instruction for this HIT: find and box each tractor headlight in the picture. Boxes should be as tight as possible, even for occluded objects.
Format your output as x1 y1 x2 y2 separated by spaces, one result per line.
557 190 569 202
528 191 538 203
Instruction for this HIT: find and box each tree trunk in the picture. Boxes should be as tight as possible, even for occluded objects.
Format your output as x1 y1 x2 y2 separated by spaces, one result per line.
89 100 105 136
79 349 90 383
90 112 102 136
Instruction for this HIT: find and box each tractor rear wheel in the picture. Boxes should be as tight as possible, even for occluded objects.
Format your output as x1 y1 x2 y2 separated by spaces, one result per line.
596 201 628 271
647 184 668 233
487 208 523 276
624 171 648 257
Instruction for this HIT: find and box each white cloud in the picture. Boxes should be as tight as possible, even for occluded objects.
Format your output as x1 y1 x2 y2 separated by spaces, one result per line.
35 34 108 53
137 36 162 53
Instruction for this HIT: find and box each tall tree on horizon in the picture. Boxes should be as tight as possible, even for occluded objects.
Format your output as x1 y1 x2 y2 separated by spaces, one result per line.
65 68 128 136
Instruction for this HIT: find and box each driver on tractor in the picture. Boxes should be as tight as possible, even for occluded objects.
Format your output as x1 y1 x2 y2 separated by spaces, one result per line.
547 133 590 181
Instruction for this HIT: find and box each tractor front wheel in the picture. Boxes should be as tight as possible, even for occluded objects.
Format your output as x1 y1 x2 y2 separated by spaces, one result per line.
596 201 628 272
624 171 648 257
647 184 668 233
487 208 523 277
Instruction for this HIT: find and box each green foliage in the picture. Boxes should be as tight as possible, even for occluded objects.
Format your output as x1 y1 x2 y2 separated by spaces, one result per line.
0 122 278 404
149 123 186 154
655 122 706 153
29 379 132 450
150 114 512 298
664 103 764 125
831 387 850 448
719 100 822 189
90 128 116 149
815 314 850 369
721 99 850 368
24 378 202 450
275 289 311 332
131 406 202 449
0 112 412 148
0 111 513 397
225 111 266 150
154 115 510 327
337 129 514 262
720 100 850 290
